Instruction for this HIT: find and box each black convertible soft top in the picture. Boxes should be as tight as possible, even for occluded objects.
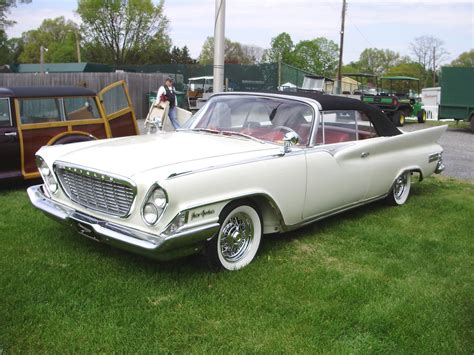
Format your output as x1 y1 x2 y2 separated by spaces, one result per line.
0 86 96 98
282 91 402 137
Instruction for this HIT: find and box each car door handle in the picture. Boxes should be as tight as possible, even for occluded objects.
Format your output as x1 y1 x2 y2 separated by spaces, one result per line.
360 151 370 158
4 132 17 136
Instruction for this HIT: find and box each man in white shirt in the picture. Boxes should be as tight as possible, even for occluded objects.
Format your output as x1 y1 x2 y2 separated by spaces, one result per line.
157 77 179 129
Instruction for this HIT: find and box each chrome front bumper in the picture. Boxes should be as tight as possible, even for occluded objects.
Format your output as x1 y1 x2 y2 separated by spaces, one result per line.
27 185 220 261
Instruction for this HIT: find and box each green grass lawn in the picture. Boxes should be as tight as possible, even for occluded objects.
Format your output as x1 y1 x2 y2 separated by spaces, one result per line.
405 117 471 130
1 177 473 353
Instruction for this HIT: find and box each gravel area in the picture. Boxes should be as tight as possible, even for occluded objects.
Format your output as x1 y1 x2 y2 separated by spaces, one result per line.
401 122 473 181
137 119 474 181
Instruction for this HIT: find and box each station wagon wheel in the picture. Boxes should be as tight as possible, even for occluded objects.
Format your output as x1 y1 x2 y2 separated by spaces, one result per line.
386 171 411 206
205 202 262 271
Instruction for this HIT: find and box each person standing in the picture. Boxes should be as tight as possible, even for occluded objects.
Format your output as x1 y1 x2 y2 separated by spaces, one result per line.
157 77 179 129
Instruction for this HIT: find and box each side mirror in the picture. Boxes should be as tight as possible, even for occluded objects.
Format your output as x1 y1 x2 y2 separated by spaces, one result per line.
281 131 299 155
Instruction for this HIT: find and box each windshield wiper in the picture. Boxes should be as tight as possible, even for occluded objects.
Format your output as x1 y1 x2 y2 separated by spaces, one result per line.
188 128 264 143
188 128 221 134
220 130 264 143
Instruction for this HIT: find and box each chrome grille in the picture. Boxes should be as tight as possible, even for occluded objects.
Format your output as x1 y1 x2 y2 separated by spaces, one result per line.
55 163 136 217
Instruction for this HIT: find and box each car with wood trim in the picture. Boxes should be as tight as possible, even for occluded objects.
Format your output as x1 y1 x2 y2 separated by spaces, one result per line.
0 80 138 182
28 92 446 270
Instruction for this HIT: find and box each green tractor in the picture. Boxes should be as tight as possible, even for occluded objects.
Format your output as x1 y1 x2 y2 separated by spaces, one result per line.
362 76 426 127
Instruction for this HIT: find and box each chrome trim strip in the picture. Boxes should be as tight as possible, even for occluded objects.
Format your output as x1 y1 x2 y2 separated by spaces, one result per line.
428 152 441 163
285 193 387 232
0 98 13 127
166 149 305 180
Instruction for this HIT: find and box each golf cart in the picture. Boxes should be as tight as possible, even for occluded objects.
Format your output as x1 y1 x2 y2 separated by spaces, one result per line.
298 75 335 94
186 76 213 110
362 76 426 127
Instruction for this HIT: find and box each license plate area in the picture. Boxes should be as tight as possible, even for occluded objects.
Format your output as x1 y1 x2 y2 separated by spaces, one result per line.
73 221 101 242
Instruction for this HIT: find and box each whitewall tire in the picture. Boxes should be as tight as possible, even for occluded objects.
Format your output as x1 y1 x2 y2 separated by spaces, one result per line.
386 171 411 206
206 203 262 271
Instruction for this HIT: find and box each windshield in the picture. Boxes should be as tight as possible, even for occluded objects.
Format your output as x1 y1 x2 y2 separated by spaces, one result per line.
183 95 314 145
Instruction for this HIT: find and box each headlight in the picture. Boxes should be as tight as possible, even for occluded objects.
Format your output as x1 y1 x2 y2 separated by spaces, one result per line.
141 185 168 225
35 156 58 194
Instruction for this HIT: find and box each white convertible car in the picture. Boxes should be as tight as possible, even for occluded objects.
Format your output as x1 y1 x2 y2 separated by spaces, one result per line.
28 92 446 270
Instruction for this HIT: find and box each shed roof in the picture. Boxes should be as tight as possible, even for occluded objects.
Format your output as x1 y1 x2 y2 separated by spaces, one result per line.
380 76 419 81
0 86 96 97
15 63 113 73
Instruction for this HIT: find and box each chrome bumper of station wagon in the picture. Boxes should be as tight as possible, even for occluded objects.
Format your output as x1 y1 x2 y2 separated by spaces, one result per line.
27 184 220 260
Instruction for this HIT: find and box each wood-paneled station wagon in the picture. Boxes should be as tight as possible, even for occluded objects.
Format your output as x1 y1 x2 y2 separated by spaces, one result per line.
0 80 138 182
28 92 446 271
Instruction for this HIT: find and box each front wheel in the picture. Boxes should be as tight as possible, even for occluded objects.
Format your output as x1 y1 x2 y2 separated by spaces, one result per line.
417 109 427 123
205 203 262 271
385 171 411 206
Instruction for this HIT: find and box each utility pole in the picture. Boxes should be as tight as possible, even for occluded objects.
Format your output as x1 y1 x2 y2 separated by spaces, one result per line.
336 0 347 94
75 31 82 63
40 46 48 74
213 0 226 93
432 46 436 86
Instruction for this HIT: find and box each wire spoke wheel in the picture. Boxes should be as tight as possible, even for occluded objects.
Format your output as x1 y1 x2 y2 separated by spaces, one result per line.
386 171 411 206
220 213 254 262
206 203 262 271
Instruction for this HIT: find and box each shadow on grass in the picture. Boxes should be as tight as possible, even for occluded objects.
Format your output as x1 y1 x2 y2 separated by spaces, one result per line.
14 180 443 277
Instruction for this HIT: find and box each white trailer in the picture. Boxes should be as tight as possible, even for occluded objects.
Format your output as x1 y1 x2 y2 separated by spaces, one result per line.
421 87 441 120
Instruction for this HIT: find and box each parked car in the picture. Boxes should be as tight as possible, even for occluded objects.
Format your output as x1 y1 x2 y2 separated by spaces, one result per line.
28 92 446 270
0 80 138 182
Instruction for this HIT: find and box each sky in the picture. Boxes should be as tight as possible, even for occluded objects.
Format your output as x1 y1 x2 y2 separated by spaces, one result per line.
4 0 474 64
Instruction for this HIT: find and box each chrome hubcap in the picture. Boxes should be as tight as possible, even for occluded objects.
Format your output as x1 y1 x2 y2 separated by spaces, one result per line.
220 212 254 262
394 174 407 199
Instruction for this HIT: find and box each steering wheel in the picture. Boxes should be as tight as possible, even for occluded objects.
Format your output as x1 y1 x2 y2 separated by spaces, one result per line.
272 125 301 143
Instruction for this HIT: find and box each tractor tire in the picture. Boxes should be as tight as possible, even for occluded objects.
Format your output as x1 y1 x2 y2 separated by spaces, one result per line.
393 111 405 127
417 109 427 123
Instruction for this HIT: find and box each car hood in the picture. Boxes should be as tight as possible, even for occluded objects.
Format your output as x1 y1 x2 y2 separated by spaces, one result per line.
45 131 279 180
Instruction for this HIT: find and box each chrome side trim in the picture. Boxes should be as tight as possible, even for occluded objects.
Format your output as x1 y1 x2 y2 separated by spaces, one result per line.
166 149 305 180
428 152 441 163
284 193 387 232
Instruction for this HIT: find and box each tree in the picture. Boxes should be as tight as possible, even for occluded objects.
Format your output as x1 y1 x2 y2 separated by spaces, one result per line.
0 0 32 64
410 35 448 85
356 48 401 76
18 16 78 63
241 44 264 64
450 50 474 67
0 0 32 30
198 37 252 64
170 45 194 64
410 35 447 71
262 32 294 63
291 37 339 77
77 0 170 65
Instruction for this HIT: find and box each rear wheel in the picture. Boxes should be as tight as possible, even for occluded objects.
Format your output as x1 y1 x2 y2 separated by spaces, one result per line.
393 111 405 127
470 114 474 133
386 171 411 206
417 109 427 123
205 202 262 271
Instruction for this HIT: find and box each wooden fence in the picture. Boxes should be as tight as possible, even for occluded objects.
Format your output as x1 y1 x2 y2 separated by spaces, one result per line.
0 72 171 119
